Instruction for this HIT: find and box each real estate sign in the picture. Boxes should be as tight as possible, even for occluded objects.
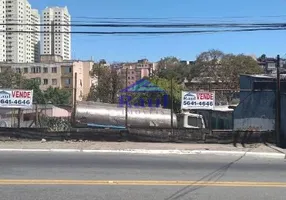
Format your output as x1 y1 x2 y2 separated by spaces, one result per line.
181 91 215 110
0 89 33 109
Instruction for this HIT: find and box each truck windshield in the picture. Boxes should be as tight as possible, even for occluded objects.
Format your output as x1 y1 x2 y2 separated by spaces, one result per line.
188 116 203 128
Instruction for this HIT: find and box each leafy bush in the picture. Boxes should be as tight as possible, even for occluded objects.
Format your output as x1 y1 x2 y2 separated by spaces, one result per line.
40 116 71 132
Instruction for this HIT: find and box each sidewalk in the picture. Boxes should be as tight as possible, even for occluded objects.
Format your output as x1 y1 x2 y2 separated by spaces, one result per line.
0 140 285 158
0 140 277 151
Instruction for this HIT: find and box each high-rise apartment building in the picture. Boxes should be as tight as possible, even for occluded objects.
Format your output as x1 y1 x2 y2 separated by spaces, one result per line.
0 0 6 62
31 9 40 62
41 7 71 60
4 0 40 63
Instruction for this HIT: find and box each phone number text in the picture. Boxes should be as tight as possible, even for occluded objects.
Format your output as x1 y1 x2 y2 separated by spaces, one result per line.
183 101 213 107
0 99 31 105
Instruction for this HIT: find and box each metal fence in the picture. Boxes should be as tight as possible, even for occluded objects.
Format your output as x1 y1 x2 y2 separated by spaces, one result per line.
0 103 72 129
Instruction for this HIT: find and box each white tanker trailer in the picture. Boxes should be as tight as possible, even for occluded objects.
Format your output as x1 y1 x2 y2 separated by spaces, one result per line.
75 101 206 129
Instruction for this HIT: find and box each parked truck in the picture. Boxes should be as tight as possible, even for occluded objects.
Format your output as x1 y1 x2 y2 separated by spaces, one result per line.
75 101 206 129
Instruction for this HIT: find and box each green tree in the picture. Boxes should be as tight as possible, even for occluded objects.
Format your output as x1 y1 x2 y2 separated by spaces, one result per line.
190 49 263 103
110 69 123 103
150 77 183 111
86 84 97 101
129 77 183 112
189 49 224 83
219 53 263 90
0 68 24 89
44 87 71 105
89 62 111 102
88 62 122 103
155 56 191 83
257 54 267 62
22 79 46 104
153 57 179 77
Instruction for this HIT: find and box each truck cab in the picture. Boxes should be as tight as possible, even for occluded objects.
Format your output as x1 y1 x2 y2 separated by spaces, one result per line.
176 112 206 129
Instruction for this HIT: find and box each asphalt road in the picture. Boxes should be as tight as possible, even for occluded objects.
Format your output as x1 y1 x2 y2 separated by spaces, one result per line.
0 152 286 200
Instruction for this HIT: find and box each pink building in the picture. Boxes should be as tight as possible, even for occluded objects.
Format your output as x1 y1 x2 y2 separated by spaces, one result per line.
119 59 158 87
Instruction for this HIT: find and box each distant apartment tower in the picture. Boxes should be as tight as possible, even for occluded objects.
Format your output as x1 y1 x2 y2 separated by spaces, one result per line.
41 7 71 60
31 9 40 62
0 0 6 62
4 0 40 63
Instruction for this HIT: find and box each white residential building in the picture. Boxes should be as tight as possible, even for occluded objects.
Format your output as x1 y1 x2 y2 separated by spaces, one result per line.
31 9 40 62
5 0 39 63
41 7 71 60
0 0 6 62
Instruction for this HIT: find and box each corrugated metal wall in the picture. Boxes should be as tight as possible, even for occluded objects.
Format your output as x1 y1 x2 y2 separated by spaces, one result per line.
234 75 276 131
234 75 285 145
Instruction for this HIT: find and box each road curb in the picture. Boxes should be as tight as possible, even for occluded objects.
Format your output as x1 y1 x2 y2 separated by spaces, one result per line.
265 143 286 157
0 148 284 159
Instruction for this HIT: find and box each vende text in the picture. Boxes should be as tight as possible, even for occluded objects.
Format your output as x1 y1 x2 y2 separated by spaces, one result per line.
197 93 214 100
12 91 31 98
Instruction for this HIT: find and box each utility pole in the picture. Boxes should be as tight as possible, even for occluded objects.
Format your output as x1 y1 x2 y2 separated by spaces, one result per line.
125 68 128 128
17 77 24 128
170 77 174 136
72 72 78 126
208 83 212 135
275 55 281 147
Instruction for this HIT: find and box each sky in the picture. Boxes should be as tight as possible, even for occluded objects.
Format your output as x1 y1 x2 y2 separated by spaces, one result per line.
29 0 286 63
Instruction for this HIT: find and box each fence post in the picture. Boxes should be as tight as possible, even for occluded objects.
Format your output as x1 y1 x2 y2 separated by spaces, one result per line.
35 103 39 127
17 108 21 128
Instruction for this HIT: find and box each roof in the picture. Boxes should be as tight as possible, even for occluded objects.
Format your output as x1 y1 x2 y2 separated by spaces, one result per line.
245 74 274 79
212 105 236 112
244 74 286 80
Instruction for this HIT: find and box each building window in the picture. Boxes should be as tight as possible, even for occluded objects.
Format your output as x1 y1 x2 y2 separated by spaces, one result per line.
33 78 41 84
52 79 57 85
64 66 72 73
31 67 41 73
15 68 21 73
43 79 48 85
43 67 48 73
52 67 57 73
65 78 71 85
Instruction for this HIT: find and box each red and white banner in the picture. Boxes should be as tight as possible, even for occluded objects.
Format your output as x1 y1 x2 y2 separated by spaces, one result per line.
181 91 215 110
0 89 33 109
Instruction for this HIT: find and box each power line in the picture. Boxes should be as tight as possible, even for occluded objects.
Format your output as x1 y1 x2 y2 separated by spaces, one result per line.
2 15 286 24
1 22 285 29
73 15 286 20
1 27 285 35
